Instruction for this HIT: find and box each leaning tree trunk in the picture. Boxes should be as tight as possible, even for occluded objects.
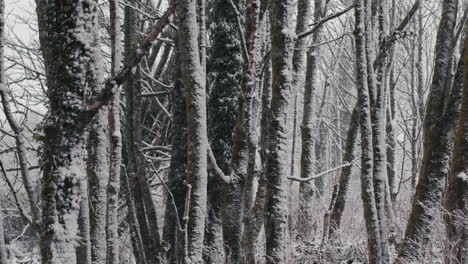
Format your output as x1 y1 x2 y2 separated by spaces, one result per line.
265 0 295 263
397 1 460 262
327 105 359 239
36 0 101 262
444 29 468 264
354 0 383 263
177 0 209 261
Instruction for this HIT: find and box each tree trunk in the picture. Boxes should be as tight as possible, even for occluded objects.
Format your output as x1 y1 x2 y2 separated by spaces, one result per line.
327 105 359 239
354 0 383 262
87 24 110 264
265 0 295 262
444 30 468 264
176 0 209 261
77 171 92 264
106 0 123 263
36 0 102 262
243 59 272 264
397 1 460 262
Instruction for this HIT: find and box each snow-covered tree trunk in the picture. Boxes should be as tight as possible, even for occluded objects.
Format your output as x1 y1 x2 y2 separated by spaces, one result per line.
87 9 110 263
444 28 468 263
298 0 322 238
176 0 208 261
0 9 8 258
371 1 390 262
397 1 461 262
328 105 359 239
106 0 123 262
77 171 92 264
265 0 295 262
36 0 101 262
354 0 383 262
243 59 271 264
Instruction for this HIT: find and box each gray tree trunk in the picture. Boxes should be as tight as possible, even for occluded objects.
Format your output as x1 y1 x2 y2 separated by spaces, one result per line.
107 0 123 262
36 0 102 262
397 1 460 262
265 0 295 262
444 31 468 263
327 106 359 239
354 0 383 262
176 0 209 261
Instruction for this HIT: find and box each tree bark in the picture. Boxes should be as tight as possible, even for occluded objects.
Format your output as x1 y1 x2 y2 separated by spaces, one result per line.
298 0 324 238
444 29 468 264
87 17 110 264
36 0 102 262
397 1 460 262
265 0 296 262
354 0 383 262
176 0 209 261
106 0 123 263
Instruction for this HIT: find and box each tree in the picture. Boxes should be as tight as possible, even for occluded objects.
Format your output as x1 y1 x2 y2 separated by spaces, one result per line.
397 0 461 262
106 0 123 262
264 0 296 262
354 0 383 262
36 0 101 262
176 0 209 261
444 21 468 264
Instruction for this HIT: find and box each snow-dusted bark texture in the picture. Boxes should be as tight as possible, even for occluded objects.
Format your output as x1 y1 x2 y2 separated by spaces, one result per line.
265 0 295 263
176 0 209 262
36 0 101 263
86 7 109 263
397 0 460 262
353 0 383 262
444 31 468 263
297 0 322 237
106 0 123 263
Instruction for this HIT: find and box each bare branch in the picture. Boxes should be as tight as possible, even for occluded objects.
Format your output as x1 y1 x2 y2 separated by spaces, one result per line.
288 159 358 182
